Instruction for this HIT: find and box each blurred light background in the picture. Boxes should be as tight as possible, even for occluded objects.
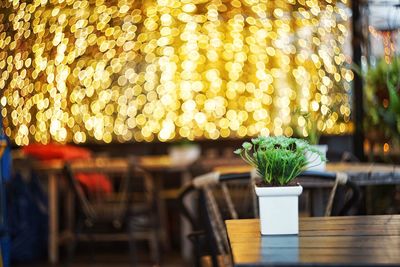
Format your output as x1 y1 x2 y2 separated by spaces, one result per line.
0 0 353 145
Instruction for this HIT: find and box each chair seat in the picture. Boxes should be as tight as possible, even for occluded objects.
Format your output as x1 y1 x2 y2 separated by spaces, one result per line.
87 202 153 225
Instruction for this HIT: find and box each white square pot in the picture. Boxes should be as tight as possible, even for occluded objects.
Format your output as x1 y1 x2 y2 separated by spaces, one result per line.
255 185 303 235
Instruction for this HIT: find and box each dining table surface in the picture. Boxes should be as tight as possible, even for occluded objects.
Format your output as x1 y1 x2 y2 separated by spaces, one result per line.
226 214 400 266
32 155 193 172
214 162 400 185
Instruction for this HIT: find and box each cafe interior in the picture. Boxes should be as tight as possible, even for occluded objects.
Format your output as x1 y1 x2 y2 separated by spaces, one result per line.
0 0 399 266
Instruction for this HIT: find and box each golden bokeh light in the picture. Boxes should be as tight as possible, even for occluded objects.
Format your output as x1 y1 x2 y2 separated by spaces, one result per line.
0 0 353 145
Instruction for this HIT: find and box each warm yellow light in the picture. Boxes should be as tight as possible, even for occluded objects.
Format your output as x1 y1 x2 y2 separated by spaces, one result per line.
0 0 352 145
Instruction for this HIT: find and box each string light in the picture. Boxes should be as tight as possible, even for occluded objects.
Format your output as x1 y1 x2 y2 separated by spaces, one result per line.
0 0 353 145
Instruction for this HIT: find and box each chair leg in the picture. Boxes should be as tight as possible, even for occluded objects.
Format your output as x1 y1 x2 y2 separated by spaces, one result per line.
64 237 77 267
149 230 161 265
64 218 84 267
128 221 138 266
87 232 96 262
83 221 96 262
187 233 202 267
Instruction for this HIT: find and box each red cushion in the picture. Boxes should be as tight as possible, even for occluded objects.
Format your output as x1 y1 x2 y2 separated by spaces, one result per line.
22 144 91 160
75 173 112 195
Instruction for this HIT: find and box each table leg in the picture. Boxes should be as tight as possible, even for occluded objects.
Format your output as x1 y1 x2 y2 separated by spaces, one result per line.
48 173 59 264
180 171 193 263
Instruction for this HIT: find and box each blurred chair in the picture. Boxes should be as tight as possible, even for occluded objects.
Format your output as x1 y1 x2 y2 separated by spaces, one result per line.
179 171 360 267
63 160 160 266
179 172 256 267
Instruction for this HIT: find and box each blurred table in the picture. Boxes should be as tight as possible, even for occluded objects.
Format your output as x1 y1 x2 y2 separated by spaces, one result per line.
137 155 195 261
326 162 400 185
138 155 193 172
214 162 400 185
226 215 400 266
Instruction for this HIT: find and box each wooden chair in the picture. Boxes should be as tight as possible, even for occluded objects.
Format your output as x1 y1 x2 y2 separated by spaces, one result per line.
63 160 160 266
179 170 361 267
179 172 256 267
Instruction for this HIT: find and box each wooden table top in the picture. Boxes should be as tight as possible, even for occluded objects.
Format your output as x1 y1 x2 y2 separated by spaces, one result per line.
31 155 194 174
32 158 130 173
214 162 400 186
226 215 400 266
138 155 194 172
214 162 400 174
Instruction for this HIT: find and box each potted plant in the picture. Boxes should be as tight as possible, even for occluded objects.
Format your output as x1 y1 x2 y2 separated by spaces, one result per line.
234 136 325 235
296 110 329 171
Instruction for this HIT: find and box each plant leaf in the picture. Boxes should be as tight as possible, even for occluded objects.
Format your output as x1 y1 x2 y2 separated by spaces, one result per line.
242 142 252 150
233 148 242 155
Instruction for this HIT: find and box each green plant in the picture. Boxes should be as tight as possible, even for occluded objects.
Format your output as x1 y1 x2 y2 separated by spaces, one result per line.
364 57 400 141
170 138 196 147
234 136 325 186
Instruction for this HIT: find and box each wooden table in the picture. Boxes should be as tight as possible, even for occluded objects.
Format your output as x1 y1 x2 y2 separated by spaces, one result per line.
214 162 400 185
137 155 195 261
226 215 400 266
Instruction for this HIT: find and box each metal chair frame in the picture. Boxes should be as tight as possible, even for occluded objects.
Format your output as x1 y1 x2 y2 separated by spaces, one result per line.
63 161 160 266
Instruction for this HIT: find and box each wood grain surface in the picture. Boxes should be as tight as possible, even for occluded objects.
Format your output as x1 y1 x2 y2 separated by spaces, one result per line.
226 215 400 266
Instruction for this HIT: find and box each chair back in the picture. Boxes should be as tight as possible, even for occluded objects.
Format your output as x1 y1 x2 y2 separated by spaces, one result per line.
63 163 98 222
63 158 160 265
63 159 155 228
180 172 257 267
297 170 360 216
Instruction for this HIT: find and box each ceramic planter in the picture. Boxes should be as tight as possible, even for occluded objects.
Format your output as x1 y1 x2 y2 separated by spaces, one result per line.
255 185 303 235
306 144 328 171
168 144 201 165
